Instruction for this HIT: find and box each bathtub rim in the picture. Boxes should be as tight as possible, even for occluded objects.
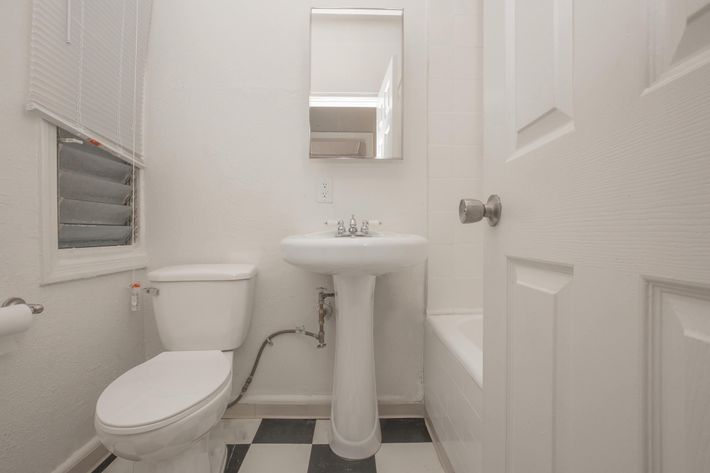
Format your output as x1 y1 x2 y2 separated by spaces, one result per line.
426 312 483 388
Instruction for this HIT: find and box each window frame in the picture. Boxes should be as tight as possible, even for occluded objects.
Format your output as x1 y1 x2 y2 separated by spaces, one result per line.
39 120 148 285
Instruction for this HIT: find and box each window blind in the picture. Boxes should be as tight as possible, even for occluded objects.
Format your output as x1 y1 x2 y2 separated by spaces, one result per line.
27 0 153 162
58 129 135 248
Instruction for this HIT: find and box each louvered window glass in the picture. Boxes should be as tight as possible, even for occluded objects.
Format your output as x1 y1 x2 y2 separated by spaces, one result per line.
57 128 136 249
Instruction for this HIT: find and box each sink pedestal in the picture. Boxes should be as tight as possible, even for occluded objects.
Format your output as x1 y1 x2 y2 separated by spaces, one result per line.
280 230 428 460
329 274 381 459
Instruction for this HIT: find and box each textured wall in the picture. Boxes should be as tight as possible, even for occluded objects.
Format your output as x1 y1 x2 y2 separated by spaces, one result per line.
426 0 484 313
143 0 428 404
0 3 145 473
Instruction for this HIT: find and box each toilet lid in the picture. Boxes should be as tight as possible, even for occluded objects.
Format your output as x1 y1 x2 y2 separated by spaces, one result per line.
96 351 231 430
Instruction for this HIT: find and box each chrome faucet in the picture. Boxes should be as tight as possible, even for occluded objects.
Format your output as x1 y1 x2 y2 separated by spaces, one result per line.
326 216 381 237
348 215 359 236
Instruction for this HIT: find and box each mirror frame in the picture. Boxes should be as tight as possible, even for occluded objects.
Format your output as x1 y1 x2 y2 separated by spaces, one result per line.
307 7 405 161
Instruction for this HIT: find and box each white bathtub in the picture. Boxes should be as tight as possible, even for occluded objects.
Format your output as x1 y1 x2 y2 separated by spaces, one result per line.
425 314 483 473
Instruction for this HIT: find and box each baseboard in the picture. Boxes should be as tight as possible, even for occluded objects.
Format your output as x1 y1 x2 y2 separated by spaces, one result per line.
237 394 332 405
49 436 111 473
224 402 331 419
424 414 456 473
426 307 483 316
224 401 425 419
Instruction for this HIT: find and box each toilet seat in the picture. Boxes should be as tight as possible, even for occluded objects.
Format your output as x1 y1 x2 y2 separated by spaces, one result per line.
96 350 231 435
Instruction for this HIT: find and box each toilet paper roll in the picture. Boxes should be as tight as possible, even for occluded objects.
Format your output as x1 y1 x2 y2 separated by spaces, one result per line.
0 303 33 337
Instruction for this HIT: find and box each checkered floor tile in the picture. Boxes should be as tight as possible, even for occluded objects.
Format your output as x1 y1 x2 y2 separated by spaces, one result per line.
97 418 445 473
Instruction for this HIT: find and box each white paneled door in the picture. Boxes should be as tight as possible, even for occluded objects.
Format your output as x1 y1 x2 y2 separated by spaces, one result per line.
482 1 710 473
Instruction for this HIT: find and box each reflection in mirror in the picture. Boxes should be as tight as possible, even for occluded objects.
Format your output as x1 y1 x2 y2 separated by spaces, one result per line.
309 8 403 160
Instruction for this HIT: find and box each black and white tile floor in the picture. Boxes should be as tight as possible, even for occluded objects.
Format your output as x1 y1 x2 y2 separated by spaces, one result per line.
95 418 445 473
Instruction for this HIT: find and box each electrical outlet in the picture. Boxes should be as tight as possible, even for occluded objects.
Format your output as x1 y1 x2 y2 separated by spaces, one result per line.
317 177 332 203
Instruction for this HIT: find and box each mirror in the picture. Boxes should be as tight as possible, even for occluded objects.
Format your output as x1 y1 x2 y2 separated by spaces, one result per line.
309 8 404 160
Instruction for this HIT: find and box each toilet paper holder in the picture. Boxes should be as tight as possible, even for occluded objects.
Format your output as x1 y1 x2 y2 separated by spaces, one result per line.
1 297 44 315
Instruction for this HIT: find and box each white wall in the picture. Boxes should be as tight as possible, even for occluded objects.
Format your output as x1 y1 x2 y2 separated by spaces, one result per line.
426 0 483 313
423 3 484 469
0 3 145 473
144 0 428 404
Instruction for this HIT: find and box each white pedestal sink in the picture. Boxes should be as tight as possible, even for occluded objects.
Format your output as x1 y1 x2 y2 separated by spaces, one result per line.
281 231 427 459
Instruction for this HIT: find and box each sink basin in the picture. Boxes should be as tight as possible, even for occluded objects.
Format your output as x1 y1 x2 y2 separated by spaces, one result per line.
281 231 428 275
280 230 427 460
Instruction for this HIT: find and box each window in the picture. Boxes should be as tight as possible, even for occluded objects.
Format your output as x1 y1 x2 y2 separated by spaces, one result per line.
57 128 137 249
27 1 153 283
39 122 147 284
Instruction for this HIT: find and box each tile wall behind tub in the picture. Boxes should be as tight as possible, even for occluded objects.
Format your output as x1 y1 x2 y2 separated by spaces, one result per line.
426 0 484 313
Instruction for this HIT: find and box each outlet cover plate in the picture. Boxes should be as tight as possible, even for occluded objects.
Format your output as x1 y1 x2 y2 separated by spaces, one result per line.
317 177 332 203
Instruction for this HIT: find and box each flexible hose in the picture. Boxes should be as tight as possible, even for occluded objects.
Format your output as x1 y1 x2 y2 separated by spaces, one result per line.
227 329 320 409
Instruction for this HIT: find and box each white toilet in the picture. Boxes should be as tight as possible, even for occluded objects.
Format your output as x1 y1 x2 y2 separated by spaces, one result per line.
94 264 256 473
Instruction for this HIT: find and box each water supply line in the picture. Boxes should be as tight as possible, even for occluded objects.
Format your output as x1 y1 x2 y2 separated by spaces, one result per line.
316 287 332 348
227 288 335 408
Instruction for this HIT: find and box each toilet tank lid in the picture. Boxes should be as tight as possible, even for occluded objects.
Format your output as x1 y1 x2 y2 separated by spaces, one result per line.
148 264 257 282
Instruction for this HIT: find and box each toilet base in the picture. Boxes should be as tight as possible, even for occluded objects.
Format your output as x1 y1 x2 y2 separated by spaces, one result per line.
209 442 228 473
121 433 226 473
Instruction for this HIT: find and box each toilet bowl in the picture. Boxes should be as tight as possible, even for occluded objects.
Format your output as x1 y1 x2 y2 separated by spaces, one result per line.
94 264 256 473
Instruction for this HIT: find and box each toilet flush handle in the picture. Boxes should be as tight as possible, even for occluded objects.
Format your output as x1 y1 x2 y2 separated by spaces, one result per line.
143 287 160 296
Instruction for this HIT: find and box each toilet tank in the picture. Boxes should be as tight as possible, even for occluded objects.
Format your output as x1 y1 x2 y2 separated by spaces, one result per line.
147 264 257 351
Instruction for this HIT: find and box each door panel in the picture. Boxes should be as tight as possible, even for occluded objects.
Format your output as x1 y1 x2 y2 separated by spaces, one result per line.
483 0 710 472
648 281 710 473
507 259 572 473
514 0 574 153
649 0 710 87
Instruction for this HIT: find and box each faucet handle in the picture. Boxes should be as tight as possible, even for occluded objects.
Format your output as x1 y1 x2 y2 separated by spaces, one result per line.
360 219 381 235
325 219 347 236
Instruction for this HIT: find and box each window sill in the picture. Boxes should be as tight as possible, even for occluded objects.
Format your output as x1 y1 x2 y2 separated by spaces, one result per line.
41 245 148 285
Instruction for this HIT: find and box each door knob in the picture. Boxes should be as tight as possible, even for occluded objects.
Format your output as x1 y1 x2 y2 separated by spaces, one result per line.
459 195 502 226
